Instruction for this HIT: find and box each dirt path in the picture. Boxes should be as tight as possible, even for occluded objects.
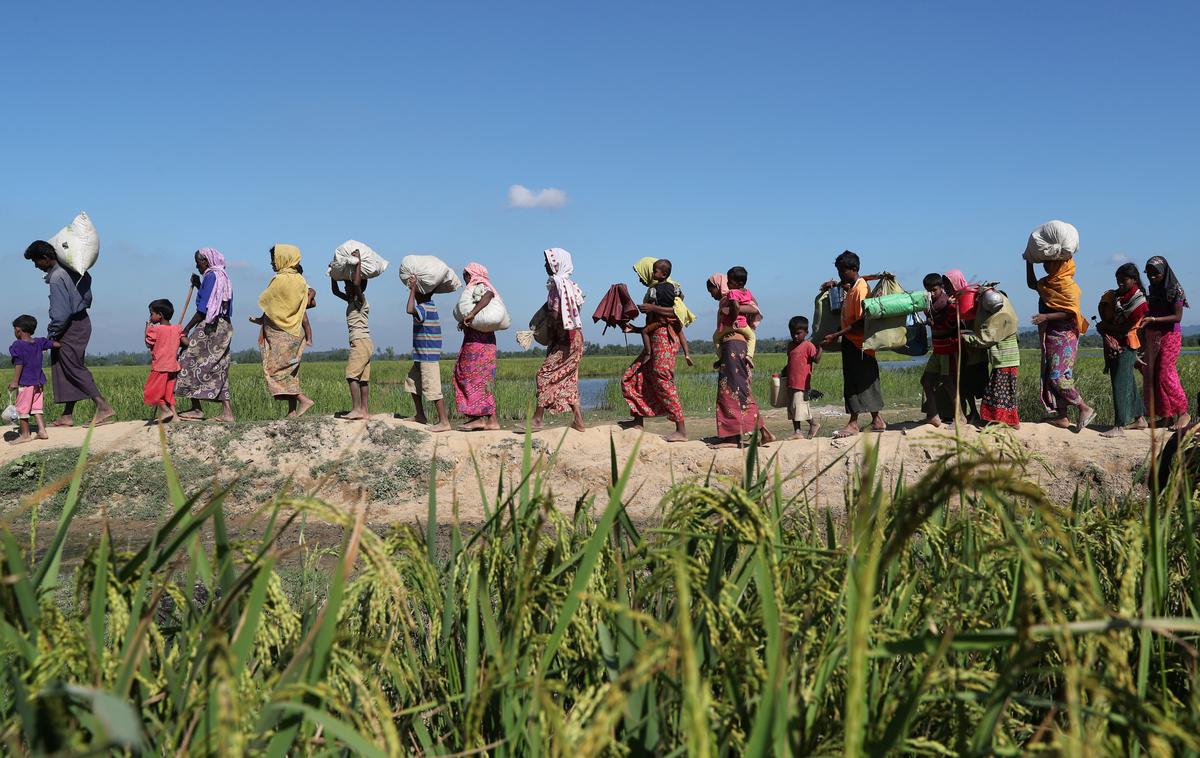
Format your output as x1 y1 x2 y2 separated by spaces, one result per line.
2 415 1169 528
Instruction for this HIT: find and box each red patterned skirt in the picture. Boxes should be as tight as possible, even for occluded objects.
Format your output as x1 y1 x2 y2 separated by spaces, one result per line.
621 326 683 422
453 328 497 416
535 328 584 413
980 366 1020 426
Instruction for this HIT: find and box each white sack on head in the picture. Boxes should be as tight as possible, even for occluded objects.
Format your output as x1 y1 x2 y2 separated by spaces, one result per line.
328 240 389 280
399 255 461 294
1024 220 1079 263
48 211 100 273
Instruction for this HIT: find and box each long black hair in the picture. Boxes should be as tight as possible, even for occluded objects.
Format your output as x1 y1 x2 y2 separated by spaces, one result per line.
1115 262 1143 291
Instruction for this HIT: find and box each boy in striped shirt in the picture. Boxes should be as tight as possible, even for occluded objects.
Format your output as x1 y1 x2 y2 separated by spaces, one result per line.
405 276 451 432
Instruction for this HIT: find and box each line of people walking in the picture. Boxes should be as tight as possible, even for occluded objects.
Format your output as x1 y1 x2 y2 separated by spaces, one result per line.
9 237 1192 446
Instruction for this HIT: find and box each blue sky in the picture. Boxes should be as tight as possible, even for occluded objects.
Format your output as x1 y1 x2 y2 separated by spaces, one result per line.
2 1 1197 353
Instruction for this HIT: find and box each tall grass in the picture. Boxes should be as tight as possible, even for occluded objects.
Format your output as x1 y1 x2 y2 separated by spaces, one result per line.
1 423 1199 754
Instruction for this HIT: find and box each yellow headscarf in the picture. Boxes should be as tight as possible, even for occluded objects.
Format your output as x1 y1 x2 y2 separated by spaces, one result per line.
1036 259 1089 334
632 257 696 328
258 244 309 337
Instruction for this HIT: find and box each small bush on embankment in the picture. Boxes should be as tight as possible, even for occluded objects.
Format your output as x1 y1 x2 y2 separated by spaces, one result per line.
0 427 1198 754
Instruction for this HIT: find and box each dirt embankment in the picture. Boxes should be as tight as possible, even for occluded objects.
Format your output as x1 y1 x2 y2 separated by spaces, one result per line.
1 416 1167 533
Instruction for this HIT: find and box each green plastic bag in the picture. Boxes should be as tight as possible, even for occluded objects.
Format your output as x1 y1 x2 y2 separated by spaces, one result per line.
862 276 909 352
863 291 928 320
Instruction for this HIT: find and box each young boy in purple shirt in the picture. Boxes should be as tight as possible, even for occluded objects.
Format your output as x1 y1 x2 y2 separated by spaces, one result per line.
8 315 55 443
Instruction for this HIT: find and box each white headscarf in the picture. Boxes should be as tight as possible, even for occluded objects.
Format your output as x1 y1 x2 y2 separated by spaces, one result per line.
544 247 584 330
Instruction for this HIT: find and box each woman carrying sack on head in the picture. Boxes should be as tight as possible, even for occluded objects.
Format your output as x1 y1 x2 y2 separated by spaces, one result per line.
256 244 314 417
525 248 586 432
1142 256 1190 430
177 248 235 422
1026 257 1095 432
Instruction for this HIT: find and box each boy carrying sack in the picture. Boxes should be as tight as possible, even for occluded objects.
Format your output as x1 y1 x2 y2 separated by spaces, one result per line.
144 299 189 423
8 315 54 444
406 275 451 432
330 249 372 420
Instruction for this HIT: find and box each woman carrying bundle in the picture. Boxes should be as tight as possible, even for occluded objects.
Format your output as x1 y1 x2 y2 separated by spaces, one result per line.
1141 256 1190 430
255 244 314 417
1026 257 1095 431
454 263 501 431
1095 262 1148 437
708 268 774 447
527 248 586 432
177 248 235 422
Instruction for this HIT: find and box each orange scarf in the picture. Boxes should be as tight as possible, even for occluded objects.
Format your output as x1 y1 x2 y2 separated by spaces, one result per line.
1036 259 1088 334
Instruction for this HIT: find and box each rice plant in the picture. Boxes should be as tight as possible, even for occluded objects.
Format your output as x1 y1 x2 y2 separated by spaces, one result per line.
1 422 1198 754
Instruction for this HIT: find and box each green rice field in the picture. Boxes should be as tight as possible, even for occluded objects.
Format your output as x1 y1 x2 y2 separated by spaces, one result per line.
24 350 1198 428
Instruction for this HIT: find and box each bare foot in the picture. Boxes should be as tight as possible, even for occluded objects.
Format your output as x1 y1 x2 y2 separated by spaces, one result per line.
663 431 688 443
213 414 235 423
92 411 117 426
177 410 205 421
483 419 501 431
806 423 821 439
1048 416 1071 429
428 422 452 433
788 432 807 441
51 417 73 428
832 425 859 439
758 428 775 444
1127 418 1148 430
571 420 586 432
8 436 33 445
459 418 486 431
342 411 368 421
922 416 943 428
869 419 887 432
294 397 315 417
1100 427 1125 438
413 415 429 426
1174 414 1193 432
36 431 49 440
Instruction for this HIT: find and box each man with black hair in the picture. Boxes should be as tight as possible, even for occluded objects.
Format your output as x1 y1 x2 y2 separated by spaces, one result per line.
23 241 115 426
821 250 886 437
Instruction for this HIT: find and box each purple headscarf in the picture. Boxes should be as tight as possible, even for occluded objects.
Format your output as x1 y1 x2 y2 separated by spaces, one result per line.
198 248 233 323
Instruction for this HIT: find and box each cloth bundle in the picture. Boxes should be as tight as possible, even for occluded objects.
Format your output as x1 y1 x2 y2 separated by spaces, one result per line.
1024 220 1079 263
49 211 100 274
811 290 841 345
862 275 911 352
399 255 461 294
328 240 389 280
454 284 512 332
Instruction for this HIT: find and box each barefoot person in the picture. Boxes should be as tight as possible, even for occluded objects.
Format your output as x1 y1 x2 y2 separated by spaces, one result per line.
143 299 188 424
960 287 1021 429
1142 256 1190 431
330 249 372 420
23 240 115 427
454 263 500 431
176 248 235 422
821 251 886 438
405 274 451 432
529 248 586 432
1026 257 1095 432
709 269 774 447
1096 263 1148 437
620 257 689 442
7 315 53 444
255 244 314 417
783 316 821 439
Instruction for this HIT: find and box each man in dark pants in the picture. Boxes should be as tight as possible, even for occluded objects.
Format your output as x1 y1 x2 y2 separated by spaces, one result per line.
24 240 115 426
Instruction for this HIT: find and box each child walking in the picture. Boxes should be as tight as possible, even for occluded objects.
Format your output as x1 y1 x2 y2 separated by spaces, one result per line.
709 266 761 367
920 272 958 427
784 316 822 439
330 250 371 420
8 315 54 444
406 276 451 432
144 299 189 423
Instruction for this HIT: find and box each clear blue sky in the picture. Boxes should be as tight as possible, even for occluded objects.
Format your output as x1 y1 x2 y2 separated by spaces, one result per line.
3 1 1197 354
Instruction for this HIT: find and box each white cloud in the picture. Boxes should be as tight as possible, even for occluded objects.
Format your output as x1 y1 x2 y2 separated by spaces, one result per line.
1107 252 1130 264
508 184 568 209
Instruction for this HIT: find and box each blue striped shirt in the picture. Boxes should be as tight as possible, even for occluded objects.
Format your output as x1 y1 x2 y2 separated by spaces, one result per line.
412 302 442 361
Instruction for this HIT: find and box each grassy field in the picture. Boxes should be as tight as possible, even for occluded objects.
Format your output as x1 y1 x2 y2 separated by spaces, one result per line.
1 427 1198 753
19 350 1198 428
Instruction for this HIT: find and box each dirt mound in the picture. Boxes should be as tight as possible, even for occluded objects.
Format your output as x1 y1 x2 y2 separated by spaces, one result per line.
1 417 1168 528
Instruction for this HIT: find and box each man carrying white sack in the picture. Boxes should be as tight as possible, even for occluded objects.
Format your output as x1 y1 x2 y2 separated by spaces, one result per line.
23 240 116 427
